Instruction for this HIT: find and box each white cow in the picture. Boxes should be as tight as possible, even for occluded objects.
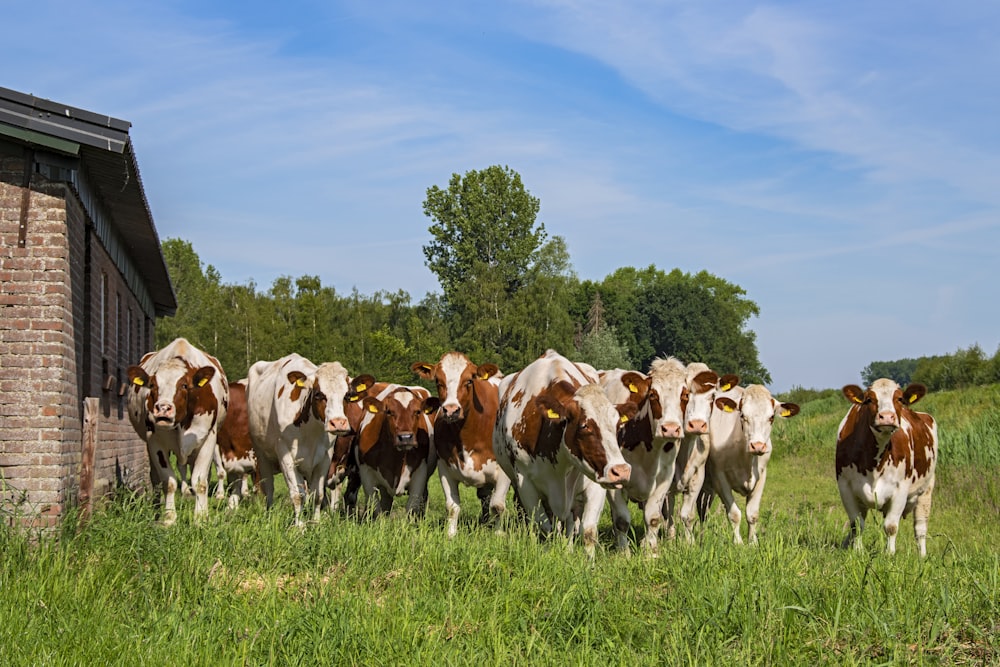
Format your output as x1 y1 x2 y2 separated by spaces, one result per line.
664 363 739 542
494 349 635 556
247 354 367 526
700 384 799 544
836 380 938 556
126 337 229 525
601 358 688 553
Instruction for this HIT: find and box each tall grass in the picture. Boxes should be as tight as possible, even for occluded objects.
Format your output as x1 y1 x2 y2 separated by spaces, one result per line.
2 384 999 665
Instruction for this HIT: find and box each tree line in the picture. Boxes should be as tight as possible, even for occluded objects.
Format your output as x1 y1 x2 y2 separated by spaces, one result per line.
862 345 1000 392
156 165 773 384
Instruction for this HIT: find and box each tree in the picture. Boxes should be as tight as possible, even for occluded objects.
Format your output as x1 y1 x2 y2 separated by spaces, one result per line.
422 165 561 362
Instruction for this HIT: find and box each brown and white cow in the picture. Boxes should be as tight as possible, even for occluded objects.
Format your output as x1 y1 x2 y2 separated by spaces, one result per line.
324 374 377 514
836 380 938 557
215 379 258 509
699 384 799 544
353 384 439 517
246 354 369 526
663 363 739 542
600 358 689 553
411 353 511 537
494 349 635 556
126 337 229 525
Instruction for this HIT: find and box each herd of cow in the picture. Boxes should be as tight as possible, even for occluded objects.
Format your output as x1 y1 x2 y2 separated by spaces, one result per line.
125 338 939 558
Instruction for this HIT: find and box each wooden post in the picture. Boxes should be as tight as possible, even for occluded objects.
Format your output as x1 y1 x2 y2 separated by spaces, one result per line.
79 397 99 526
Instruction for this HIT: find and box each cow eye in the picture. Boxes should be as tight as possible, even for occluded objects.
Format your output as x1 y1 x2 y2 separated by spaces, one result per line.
314 392 326 402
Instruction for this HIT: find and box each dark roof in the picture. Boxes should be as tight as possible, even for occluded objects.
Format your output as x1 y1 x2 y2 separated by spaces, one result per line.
0 86 176 316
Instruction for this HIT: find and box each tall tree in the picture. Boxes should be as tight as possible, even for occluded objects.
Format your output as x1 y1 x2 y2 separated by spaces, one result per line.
422 165 558 362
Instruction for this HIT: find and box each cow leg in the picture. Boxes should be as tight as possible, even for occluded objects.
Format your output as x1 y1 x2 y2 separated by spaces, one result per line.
643 484 671 554
258 456 277 511
715 480 743 545
439 466 463 538
912 485 934 558
404 465 431 519
154 448 179 526
189 438 218 521
514 476 548 536
881 489 910 555
607 490 633 553
307 466 328 523
488 470 512 533
678 463 708 544
212 445 226 501
838 479 867 551
744 470 767 546
274 441 305 526
577 483 607 559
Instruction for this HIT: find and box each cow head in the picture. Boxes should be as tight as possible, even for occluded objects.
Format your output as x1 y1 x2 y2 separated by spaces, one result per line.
843 379 926 443
645 358 691 443
412 353 500 424
684 364 740 436
718 384 799 456
287 362 373 435
128 358 217 431
535 382 633 488
363 389 440 450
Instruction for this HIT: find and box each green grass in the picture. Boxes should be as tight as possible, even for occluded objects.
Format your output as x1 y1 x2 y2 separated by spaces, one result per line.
2 385 999 666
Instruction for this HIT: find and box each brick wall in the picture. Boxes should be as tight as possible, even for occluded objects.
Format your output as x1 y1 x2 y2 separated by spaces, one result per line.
1 142 152 526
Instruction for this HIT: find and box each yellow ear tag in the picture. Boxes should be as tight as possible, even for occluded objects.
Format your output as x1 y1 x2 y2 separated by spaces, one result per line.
479 372 489 380
546 408 560 420
619 414 629 424
720 383 731 391
295 379 306 388
367 403 379 413
852 395 863 404
909 394 918 403
722 404 735 413
355 383 367 392
628 383 638 393
197 377 208 387
132 377 144 387
780 408 791 417
348 394 360 402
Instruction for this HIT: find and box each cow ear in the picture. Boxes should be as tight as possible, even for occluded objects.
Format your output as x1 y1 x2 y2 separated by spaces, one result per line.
476 363 500 380
620 372 649 403
422 397 441 415
842 385 865 404
718 374 740 392
616 402 639 424
535 395 566 422
127 366 149 387
362 396 381 414
411 362 434 380
692 370 719 392
351 374 376 397
287 371 308 388
192 366 216 388
903 383 927 405
777 402 800 418
715 397 737 413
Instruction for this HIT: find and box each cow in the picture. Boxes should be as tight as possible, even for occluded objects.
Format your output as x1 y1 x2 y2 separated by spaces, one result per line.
324 374 377 515
126 337 228 525
493 349 635 556
600 358 688 554
699 384 799 545
663 363 739 543
246 354 370 526
353 384 439 518
411 353 511 537
836 380 938 557
215 379 258 509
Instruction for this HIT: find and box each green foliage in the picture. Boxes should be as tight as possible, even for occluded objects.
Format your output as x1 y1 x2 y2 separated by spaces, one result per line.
864 344 1000 393
573 326 632 371
861 357 923 386
776 385 842 406
574 266 770 381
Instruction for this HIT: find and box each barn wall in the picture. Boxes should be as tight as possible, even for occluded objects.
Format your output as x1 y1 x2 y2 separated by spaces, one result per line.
0 141 152 526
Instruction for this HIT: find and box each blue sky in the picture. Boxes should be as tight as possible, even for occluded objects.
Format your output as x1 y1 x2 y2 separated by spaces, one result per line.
6 1 999 392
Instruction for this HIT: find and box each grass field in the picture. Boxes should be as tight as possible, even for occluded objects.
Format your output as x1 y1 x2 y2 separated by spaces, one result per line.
2 385 998 665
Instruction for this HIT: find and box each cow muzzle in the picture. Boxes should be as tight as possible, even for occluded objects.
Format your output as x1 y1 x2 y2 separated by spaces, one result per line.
659 422 683 439
439 404 463 423
748 441 768 456
152 401 177 426
875 411 898 431
326 417 351 435
686 419 708 434
394 432 416 450
597 463 632 489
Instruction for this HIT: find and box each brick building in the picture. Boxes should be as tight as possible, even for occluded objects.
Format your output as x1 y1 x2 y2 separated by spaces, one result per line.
0 87 176 526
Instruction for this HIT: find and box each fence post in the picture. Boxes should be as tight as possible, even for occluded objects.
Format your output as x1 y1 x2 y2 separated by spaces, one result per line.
79 397 99 526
